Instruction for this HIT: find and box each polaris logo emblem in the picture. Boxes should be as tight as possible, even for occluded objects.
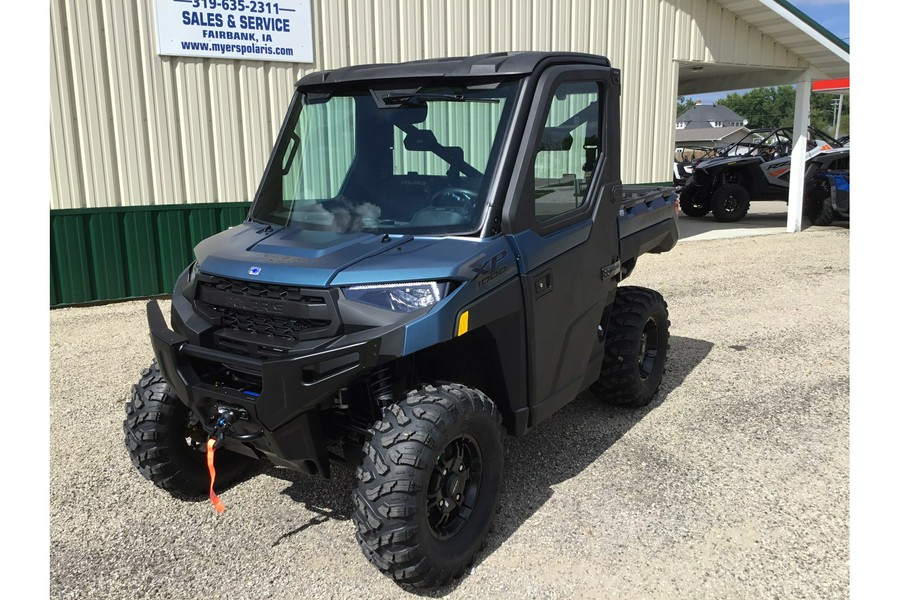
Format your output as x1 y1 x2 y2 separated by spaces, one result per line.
248 266 262 276
224 297 284 314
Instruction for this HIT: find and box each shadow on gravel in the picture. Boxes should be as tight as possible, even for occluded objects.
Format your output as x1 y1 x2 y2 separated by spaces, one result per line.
804 218 849 231
255 335 712 594
264 463 356 546
472 336 714 574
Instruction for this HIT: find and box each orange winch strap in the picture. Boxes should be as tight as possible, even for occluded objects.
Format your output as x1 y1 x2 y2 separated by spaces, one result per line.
207 438 226 513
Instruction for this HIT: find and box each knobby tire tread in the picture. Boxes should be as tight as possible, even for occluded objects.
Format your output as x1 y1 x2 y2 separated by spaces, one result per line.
352 383 504 590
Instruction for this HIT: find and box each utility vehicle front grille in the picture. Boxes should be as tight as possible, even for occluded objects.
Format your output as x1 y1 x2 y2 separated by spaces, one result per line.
217 306 329 340
194 274 339 345
201 276 322 304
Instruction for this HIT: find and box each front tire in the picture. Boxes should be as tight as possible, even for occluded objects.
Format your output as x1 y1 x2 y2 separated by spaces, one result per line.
592 286 670 408
123 361 252 498
710 182 751 222
679 178 710 217
353 384 505 589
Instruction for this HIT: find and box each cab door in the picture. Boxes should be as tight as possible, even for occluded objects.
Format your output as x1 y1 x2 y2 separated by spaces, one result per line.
503 65 623 425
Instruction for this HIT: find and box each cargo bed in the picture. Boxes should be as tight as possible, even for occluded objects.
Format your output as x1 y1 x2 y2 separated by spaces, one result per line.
618 185 679 266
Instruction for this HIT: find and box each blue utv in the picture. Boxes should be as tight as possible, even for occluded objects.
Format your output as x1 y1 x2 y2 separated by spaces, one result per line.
124 52 679 589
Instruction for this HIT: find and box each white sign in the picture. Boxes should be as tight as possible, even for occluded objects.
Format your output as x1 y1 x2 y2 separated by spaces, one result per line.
155 0 313 63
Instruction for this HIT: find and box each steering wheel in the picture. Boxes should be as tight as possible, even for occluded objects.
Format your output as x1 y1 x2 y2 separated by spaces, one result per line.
408 188 478 227
429 188 478 217
772 141 790 159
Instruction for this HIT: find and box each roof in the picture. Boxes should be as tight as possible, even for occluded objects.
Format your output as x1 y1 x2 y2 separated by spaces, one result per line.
296 52 611 87
679 1 850 95
718 0 849 78
676 125 750 144
677 104 745 127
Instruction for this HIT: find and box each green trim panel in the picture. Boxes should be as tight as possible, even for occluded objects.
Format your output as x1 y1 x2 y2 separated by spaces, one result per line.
50 202 250 306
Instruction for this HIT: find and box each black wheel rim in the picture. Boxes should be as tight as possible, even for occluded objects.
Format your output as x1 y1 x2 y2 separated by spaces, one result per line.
426 435 483 540
638 317 660 380
724 194 739 212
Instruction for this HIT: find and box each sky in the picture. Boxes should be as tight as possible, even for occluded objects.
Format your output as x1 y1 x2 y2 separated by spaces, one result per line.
690 0 850 105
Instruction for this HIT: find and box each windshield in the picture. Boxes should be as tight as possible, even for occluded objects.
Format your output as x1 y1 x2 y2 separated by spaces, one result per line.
250 80 520 235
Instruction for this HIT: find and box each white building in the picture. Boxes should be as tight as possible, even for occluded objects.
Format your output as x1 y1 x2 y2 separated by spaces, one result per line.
50 0 849 304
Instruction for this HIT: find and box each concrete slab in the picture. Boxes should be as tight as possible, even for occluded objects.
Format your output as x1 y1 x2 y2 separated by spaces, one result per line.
677 200 848 241
677 200 788 241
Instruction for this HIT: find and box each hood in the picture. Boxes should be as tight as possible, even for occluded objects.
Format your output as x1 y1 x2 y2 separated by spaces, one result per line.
194 223 510 288
695 154 763 171
194 223 412 287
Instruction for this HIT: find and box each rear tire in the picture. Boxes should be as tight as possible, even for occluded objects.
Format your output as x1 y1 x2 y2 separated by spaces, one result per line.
123 361 253 498
711 182 751 222
805 181 835 226
678 179 710 217
353 384 505 589
592 286 670 408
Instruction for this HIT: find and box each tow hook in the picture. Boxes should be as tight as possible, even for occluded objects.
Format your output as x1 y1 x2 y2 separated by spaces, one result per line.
209 405 263 447
204 406 262 514
210 410 238 449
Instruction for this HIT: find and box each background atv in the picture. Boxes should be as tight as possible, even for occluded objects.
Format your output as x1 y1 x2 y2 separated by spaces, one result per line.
673 145 717 189
803 163 850 226
679 126 848 222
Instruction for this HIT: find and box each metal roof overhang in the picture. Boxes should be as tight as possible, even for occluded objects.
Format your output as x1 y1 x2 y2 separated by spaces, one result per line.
678 0 849 95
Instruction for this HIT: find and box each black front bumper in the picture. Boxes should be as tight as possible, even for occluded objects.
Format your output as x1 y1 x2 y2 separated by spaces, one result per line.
147 300 380 476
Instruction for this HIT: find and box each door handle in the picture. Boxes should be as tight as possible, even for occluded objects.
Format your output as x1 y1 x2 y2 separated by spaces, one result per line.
534 269 553 299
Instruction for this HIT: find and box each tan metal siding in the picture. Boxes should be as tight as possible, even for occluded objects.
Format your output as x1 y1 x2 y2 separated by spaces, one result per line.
735 14 751 59
175 60 216 204
656 0 678 182
51 0 812 210
50 0 83 209
238 63 273 199
719 11 737 63
135 0 183 206
103 0 153 207
65 0 120 208
674 0 805 68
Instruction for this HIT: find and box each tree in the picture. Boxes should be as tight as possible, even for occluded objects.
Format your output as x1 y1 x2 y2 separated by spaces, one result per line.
813 94 850 137
676 96 696 116
718 86 794 128
718 85 850 136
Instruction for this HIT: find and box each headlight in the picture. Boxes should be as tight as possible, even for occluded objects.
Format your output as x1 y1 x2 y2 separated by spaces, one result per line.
344 281 450 313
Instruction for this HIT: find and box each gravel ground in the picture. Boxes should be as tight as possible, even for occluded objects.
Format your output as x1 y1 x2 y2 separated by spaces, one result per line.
50 227 849 599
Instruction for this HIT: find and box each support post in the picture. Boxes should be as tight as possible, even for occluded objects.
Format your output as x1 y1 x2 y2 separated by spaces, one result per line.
787 73 812 233
834 94 844 139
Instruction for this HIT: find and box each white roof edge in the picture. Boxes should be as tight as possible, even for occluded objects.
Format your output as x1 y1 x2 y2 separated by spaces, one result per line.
757 0 850 65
